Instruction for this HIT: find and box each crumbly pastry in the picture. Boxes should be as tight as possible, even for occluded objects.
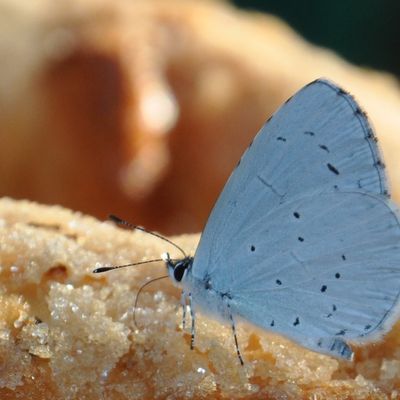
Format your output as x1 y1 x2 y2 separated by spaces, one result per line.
0 197 399 399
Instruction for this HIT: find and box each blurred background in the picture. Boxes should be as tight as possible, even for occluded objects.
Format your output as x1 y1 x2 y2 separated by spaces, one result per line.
1 0 400 235
234 0 400 77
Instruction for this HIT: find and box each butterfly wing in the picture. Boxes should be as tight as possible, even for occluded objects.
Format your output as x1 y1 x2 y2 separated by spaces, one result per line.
187 79 399 358
222 191 400 357
192 79 388 281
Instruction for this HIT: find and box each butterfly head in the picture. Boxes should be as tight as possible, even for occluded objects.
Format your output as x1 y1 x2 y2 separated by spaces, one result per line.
162 252 193 285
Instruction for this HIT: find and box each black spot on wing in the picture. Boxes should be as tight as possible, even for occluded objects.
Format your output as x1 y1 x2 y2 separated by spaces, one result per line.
367 132 378 143
335 329 346 336
250 245 255 252
335 273 341 279
293 317 300 326
374 160 385 169
319 144 329 153
293 212 300 219
298 237 304 242
342 255 346 261
275 279 282 286
320 285 327 293
277 136 287 142
270 320 275 327
354 106 368 118
327 163 340 175
304 131 315 136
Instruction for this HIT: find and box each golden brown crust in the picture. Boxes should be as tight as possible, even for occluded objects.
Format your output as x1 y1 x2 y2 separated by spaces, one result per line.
0 197 399 399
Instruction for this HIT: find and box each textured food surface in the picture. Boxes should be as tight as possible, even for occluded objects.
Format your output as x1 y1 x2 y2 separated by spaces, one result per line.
0 198 399 399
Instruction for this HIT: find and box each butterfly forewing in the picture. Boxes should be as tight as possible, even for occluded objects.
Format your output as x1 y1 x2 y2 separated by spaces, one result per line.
192 79 388 280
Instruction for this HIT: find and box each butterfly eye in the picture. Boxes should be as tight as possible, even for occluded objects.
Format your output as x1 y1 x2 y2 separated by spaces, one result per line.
173 263 187 282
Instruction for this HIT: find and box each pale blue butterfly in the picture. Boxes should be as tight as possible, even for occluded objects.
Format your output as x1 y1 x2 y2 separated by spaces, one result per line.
95 79 400 364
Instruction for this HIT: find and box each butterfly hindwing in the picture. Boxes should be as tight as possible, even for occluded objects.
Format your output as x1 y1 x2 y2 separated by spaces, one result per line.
223 191 400 350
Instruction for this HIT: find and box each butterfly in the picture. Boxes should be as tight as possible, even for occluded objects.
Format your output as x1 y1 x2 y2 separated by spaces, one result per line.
95 79 400 364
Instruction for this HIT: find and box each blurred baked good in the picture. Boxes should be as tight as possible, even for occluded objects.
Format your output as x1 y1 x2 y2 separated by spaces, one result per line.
1 0 400 234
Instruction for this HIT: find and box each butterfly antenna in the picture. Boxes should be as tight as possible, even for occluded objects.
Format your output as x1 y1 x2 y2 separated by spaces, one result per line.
133 275 169 328
92 259 165 274
109 215 187 258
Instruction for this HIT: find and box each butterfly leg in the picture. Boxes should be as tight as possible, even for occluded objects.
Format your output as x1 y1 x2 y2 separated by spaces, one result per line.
180 290 187 330
188 293 196 350
227 303 244 365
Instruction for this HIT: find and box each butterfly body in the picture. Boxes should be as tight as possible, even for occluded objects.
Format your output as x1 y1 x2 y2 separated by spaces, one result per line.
164 253 231 322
